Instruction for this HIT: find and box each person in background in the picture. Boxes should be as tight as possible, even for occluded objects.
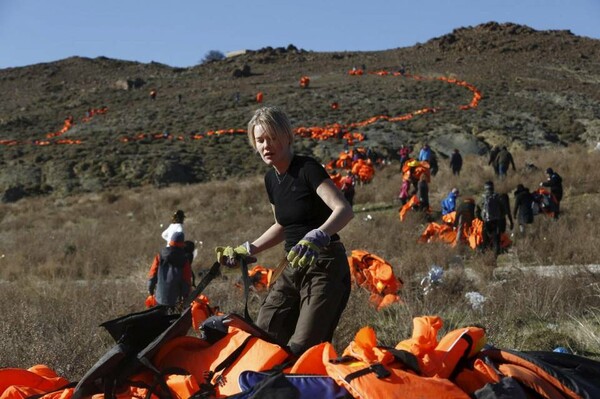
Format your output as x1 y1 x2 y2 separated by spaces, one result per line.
162 210 185 245
340 171 356 206
417 174 429 212
496 146 516 179
513 184 534 235
398 179 410 205
184 240 197 287
454 197 476 245
147 232 192 310
449 149 463 176
418 143 432 162
429 150 439 176
397 144 411 167
488 145 500 176
476 181 502 255
541 168 563 219
441 188 460 215
498 192 514 236
215 106 353 356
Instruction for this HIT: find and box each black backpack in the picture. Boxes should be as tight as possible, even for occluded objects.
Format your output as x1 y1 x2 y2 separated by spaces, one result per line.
481 193 501 222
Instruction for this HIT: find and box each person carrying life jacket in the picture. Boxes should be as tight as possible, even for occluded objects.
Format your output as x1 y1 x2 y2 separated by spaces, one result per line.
441 188 459 215
476 181 503 255
148 231 192 310
540 167 563 218
454 197 475 245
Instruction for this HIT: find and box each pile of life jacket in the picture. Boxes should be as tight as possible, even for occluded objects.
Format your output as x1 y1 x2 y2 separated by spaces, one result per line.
325 148 376 184
347 250 403 310
419 211 512 251
3 312 600 399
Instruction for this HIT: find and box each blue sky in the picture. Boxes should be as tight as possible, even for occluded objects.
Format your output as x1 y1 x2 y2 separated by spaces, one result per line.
1 0 599 69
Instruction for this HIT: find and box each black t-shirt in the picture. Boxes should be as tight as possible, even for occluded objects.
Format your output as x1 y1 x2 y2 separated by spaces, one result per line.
265 155 339 251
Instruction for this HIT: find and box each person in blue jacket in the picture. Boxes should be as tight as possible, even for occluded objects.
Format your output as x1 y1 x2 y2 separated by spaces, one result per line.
418 143 432 162
441 188 460 215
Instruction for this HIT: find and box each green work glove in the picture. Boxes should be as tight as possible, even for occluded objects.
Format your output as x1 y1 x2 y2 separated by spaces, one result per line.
287 229 330 269
215 242 256 267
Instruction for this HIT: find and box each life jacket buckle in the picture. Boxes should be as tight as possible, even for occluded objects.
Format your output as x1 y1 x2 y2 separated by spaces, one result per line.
370 363 391 379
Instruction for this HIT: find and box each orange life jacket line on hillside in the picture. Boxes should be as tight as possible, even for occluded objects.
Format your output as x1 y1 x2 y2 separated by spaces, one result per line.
256 92 263 103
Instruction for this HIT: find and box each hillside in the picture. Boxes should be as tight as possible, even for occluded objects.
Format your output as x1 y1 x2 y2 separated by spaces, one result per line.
1 22 600 202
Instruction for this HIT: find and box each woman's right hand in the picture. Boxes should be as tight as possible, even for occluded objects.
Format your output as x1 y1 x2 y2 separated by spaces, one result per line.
215 242 256 267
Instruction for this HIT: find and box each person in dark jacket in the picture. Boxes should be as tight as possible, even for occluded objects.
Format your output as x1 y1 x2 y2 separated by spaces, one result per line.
496 146 516 179
540 168 563 218
417 174 429 211
498 192 514 235
488 146 500 176
513 184 534 235
476 181 502 255
148 231 192 310
429 150 439 176
449 149 463 176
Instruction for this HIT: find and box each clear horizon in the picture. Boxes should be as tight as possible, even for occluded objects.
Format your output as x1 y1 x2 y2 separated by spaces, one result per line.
1 0 599 69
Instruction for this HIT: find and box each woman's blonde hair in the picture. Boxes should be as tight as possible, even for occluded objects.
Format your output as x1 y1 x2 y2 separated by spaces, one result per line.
247 106 294 151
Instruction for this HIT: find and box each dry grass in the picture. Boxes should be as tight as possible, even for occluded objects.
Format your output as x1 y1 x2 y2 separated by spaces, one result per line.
0 145 599 380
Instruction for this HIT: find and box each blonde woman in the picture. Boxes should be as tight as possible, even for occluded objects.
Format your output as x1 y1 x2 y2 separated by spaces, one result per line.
217 106 353 355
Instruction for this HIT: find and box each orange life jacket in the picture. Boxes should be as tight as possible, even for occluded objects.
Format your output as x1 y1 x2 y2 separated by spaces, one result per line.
347 250 402 310
399 195 419 221
324 327 471 399
395 316 486 379
152 326 289 397
0 365 70 399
